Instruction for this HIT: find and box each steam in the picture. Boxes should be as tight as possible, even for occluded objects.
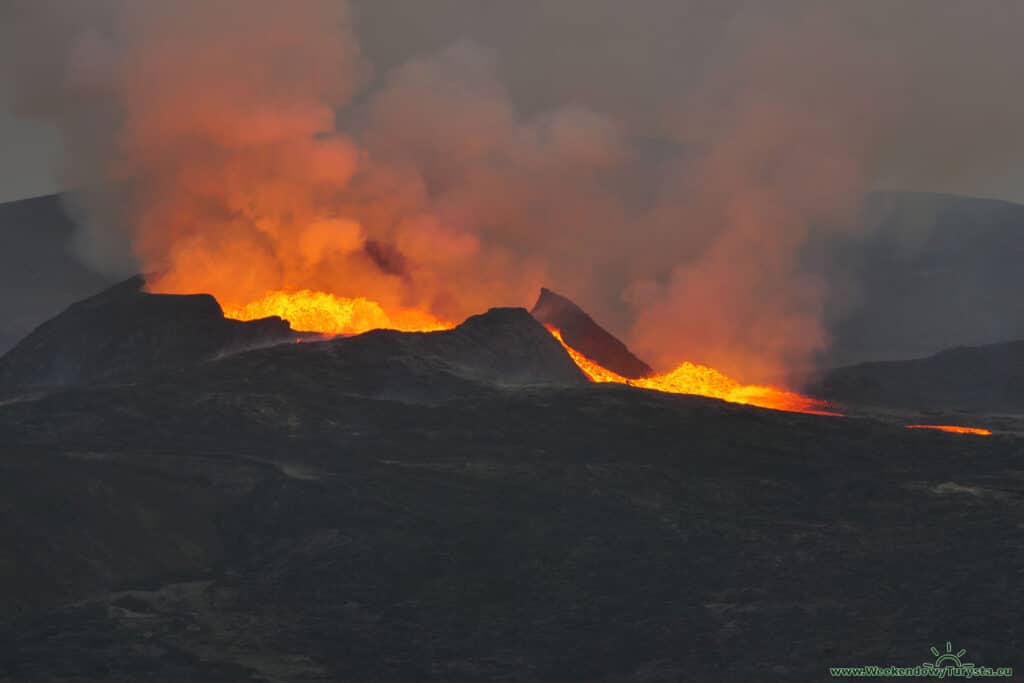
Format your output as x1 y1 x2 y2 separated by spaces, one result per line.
4 0 1024 383
625 9 891 382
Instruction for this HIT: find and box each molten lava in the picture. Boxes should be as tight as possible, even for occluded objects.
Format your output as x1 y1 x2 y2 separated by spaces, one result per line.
548 328 835 415
220 289 832 416
222 290 452 335
905 424 992 436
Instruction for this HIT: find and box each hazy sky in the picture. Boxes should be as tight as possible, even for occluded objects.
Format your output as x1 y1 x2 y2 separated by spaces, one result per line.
0 91 60 202
5 0 1024 204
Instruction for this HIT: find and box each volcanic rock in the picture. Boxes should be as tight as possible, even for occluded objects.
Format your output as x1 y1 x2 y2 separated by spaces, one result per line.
810 339 1024 412
3 350 1024 680
0 276 294 396
0 277 588 400
173 306 590 405
5 265 1024 680
400 306 590 387
531 287 653 378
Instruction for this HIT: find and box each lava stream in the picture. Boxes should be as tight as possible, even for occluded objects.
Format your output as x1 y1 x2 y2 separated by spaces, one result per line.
547 328 836 415
905 424 992 436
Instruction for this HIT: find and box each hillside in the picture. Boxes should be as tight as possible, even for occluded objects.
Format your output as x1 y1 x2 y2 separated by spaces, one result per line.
811 339 1024 413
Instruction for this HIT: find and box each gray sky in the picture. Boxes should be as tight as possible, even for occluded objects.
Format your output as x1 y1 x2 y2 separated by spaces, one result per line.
0 92 60 202
5 0 1024 205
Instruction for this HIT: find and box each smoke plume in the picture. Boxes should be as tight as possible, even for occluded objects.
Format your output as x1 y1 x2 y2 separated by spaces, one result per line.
4 0 1024 383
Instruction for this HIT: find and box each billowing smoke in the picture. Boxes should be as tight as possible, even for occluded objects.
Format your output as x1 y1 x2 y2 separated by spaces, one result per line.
623 9 891 381
4 1 1024 384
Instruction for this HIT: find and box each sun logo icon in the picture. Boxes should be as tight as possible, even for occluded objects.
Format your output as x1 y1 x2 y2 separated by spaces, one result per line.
923 641 974 671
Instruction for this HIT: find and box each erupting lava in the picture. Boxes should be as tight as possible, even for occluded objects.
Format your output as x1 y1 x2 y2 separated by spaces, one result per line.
905 425 992 436
222 290 452 336
221 290 832 415
548 328 835 415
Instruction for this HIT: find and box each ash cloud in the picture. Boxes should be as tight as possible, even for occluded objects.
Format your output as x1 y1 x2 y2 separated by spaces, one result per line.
4 0 1024 383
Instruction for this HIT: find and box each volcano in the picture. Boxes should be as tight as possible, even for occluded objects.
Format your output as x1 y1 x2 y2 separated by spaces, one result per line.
3 281 1024 682
0 278 587 400
0 278 832 414
0 276 295 397
2 279 1024 681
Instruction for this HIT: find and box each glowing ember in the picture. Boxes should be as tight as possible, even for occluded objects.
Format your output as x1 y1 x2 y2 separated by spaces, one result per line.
905 425 992 436
548 328 836 415
222 290 452 336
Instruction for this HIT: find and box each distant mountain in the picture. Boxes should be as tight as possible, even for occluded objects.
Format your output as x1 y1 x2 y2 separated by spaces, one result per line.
810 338 1024 413
0 194 116 354
818 190 1024 367
531 287 653 378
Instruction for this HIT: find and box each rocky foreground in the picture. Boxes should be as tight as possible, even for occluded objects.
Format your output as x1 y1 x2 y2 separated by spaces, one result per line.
1 284 1023 682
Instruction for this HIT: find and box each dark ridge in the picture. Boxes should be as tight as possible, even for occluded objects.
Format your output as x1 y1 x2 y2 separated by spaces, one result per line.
809 338 1024 413
817 190 1024 368
0 276 294 396
183 306 590 405
0 279 587 400
0 193 118 354
531 287 653 378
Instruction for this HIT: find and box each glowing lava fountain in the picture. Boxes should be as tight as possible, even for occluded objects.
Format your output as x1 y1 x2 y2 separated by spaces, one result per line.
222 290 452 336
548 328 836 415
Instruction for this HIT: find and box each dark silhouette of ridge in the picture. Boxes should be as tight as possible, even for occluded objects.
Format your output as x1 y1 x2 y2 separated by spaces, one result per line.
0 193 117 354
0 276 294 396
810 338 1024 412
0 279 588 399
531 287 653 379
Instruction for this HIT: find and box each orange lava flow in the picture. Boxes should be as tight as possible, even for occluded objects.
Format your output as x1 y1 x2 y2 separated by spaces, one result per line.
548 328 837 415
905 424 992 436
222 289 453 336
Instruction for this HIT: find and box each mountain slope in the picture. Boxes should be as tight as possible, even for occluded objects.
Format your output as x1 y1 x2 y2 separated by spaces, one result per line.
811 338 1024 412
819 190 1024 366
0 276 294 396
0 194 116 354
0 278 588 400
